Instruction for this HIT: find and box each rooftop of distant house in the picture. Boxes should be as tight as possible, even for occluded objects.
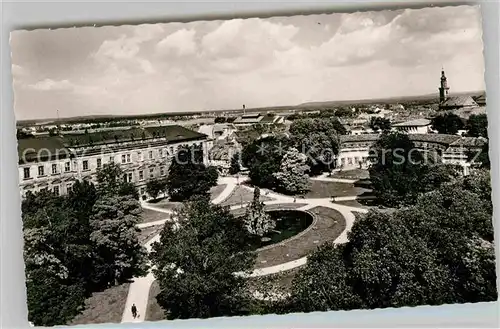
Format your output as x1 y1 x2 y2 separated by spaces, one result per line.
392 118 432 127
440 95 478 108
339 133 484 148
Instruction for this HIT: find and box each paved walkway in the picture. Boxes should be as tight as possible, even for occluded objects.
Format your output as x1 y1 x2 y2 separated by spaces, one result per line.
311 172 358 184
121 176 368 323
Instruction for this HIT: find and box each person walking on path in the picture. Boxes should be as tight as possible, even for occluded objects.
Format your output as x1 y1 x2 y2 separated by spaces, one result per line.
131 304 137 319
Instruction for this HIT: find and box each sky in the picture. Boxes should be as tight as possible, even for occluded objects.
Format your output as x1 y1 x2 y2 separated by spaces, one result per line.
11 5 485 120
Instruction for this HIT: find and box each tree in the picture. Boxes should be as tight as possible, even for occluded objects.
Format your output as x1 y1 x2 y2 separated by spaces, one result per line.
431 113 464 134
335 107 352 117
146 178 166 200
285 177 496 314
90 194 148 286
273 147 310 194
289 118 344 175
166 145 219 201
244 188 275 237
466 114 488 138
96 162 124 195
229 152 241 175
242 135 290 189
150 198 255 319
467 140 490 169
368 132 456 207
369 117 392 133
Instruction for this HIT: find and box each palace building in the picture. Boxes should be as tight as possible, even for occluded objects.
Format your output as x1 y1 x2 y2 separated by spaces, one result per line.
17 125 209 199
336 133 486 175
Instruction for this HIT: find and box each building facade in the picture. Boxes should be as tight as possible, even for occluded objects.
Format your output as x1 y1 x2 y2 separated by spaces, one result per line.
336 133 485 175
18 125 209 199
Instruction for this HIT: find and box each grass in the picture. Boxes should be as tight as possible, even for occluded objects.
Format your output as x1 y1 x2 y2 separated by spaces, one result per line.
210 184 227 201
69 283 130 325
138 226 163 244
332 169 370 180
304 180 371 199
333 199 370 209
221 185 273 207
146 281 164 322
255 206 346 268
140 208 168 223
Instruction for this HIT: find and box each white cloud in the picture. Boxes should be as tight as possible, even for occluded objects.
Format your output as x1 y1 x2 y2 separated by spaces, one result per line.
156 29 197 56
28 79 74 91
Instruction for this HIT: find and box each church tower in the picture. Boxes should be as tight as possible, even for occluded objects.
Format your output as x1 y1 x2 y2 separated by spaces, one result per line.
439 69 450 103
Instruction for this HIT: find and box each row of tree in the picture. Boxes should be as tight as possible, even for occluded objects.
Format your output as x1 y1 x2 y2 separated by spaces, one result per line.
23 163 147 326
241 117 346 194
431 113 488 137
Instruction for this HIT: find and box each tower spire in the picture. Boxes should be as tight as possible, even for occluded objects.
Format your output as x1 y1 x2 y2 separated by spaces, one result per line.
439 68 449 104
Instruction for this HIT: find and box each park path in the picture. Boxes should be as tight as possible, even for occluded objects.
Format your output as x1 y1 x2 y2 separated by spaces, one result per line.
310 172 358 184
121 176 367 323
121 180 237 323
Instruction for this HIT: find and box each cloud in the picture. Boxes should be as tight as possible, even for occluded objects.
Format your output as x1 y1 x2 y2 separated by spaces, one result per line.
10 5 485 120
156 29 197 56
28 78 74 91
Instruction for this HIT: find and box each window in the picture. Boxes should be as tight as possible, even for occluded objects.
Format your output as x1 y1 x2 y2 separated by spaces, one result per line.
149 150 153 159
128 173 133 182
64 162 70 172
97 158 102 169
23 167 30 179
53 186 60 196
139 170 144 181
160 166 165 176
52 164 58 174
149 168 154 178
123 174 127 182
66 184 73 194
126 153 131 163
122 154 126 163
169 146 174 155
83 160 89 171
38 166 44 176
109 156 114 163
138 151 143 161
140 187 145 195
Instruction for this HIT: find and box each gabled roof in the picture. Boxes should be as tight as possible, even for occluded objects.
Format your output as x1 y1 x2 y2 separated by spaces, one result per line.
393 118 431 127
440 96 478 107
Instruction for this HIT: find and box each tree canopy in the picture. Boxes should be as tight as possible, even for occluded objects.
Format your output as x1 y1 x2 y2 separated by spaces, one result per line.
150 198 256 319
431 112 464 134
284 170 496 313
466 114 488 138
23 164 147 326
273 147 310 195
166 144 219 201
369 117 392 133
368 132 458 207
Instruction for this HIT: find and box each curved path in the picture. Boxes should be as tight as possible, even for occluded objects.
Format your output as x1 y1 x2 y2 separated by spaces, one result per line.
121 175 368 323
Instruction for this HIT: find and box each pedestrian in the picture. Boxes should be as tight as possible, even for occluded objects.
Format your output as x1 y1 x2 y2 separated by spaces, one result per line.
293 197 296 203
131 304 137 319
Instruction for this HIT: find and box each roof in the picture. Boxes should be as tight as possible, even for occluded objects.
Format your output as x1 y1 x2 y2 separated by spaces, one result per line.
449 136 487 147
407 133 461 145
474 94 486 105
260 114 277 124
393 118 431 127
233 115 264 124
339 133 463 145
440 96 478 107
18 125 206 162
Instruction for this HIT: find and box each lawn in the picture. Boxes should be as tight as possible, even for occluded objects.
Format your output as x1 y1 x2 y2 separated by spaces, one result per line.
255 206 346 268
221 186 273 207
138 225 163 244
210 184 227 201
332 169 370 180
333 199 370 209
140 208 168 223
146 281 164 322
304 180 371 199
69 283 130 325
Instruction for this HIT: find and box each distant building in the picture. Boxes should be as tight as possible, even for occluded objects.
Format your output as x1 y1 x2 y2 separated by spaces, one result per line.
232 113 284 127
18 125 209 199
392 118 431 134
337 133 485 175
438 69 480 111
